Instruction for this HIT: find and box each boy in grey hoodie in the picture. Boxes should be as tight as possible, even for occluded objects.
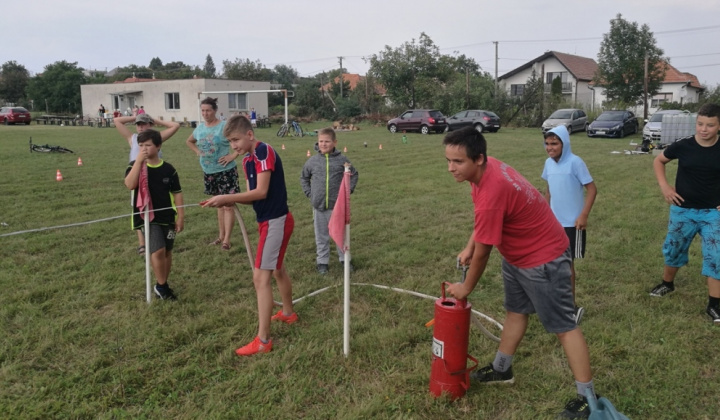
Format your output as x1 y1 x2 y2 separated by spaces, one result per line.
542 125 597 324
301 127 359 274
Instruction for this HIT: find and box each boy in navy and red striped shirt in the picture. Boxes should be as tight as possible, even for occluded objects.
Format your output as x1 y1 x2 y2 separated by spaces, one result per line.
202 115 297 356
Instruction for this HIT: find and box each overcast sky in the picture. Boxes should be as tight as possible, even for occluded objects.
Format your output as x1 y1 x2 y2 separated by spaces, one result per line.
4 0 720 88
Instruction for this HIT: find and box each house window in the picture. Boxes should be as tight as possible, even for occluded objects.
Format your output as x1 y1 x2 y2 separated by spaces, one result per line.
165 93 180 110
510 84 525 96
651 93 672 107
228 93 247 110
546 72 568 84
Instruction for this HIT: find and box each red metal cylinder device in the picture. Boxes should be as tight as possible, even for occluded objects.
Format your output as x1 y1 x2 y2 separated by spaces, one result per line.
429 282 477 400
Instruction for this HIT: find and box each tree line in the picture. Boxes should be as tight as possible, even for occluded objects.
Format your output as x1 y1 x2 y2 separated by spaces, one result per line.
2 14 718 122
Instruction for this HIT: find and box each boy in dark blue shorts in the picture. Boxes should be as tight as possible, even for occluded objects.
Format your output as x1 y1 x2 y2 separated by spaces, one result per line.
650 103 720 324
202 115 297 355
125 129 184 300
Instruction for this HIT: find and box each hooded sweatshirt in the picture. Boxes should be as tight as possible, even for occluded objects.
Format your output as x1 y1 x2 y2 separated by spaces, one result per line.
541 125 593 227
300 148 358 210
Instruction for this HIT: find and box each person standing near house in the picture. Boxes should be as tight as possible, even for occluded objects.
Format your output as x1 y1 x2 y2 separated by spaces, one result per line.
250 107 257 128
138 106 146 115
186 97 241 251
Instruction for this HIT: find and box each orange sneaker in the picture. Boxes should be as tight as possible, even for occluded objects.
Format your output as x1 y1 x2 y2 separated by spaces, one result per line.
235 336 272 356
271 310 299 324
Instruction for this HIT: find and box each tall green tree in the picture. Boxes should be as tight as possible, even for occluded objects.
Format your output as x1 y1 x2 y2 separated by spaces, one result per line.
222 58 272 81
204 54 216 78
27 61 85 113
595 14 665 104
368 33 473 109
0 61 30 104
149 57 163 70
368 33 443 108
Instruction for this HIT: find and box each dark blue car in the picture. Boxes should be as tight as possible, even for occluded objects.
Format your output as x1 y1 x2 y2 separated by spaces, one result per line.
587 110 638 138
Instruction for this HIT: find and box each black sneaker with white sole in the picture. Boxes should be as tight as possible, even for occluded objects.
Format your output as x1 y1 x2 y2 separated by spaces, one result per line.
707 306 720 324
649 282 674 297
154 284 177 300
470 363 514 384
557 395 596 419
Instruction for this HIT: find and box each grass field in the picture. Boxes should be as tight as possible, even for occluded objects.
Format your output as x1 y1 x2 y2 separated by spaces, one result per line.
0 122 717 419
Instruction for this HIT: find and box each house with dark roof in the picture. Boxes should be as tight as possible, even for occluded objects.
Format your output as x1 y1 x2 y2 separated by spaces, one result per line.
498 51 705 114
649 61 704 110
498 51 600 108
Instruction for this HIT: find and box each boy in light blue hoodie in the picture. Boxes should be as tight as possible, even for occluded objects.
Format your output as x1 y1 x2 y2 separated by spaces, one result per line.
542 125 597 324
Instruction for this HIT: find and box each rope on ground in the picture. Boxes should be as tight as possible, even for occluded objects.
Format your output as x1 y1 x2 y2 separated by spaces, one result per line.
275 282 503 343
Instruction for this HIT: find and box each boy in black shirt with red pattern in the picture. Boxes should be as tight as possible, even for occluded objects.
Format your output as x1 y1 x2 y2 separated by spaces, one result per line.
125 129 185 300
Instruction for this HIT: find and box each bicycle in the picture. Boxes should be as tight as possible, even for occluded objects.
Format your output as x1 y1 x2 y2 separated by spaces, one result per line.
29 137 73 153
276 120 303 137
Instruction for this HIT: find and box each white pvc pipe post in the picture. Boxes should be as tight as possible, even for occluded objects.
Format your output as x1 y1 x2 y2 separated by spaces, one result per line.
343 223 351 357
144 208 151 304
342 165 352 357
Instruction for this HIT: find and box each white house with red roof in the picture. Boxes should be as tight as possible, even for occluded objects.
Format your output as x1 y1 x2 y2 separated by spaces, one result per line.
498 51 704 114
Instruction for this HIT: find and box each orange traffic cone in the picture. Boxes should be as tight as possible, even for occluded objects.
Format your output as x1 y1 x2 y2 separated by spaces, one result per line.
379 144 383 150
282 144 285 150
56 169 63 181
77 157 83 166
306 150 311 157
343 146 347 153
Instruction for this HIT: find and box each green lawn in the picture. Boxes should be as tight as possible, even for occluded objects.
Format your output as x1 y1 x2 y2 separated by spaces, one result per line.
0 122 716 419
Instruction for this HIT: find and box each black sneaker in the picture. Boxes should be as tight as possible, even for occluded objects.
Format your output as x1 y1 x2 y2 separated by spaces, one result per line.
154 284 177 300
557 395 593 419
649 282 674 297
316 264 329 274
707 306 720 324
470 363 514 385
574 306 585 325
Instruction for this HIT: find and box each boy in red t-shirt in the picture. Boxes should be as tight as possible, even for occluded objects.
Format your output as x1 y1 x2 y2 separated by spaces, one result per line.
444 127 598 419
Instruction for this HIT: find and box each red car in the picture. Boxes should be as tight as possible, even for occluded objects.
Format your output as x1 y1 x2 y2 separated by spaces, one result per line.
0 106 32 125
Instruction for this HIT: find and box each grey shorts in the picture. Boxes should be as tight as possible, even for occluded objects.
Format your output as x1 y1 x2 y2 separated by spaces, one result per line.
140 224 176 254
502 248 576 333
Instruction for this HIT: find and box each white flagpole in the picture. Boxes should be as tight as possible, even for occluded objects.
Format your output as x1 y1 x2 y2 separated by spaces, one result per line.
144 207 151 304
343 223 351 357
342 165 352 357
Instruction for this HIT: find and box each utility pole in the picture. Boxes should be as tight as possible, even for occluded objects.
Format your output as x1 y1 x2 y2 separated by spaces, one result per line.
338 56 344 98
643 52 649 120
493 41 499 99
466 67 470 108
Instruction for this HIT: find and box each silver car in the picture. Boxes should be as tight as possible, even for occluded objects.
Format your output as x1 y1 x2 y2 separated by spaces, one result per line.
542 108 588 134
643 110 688 142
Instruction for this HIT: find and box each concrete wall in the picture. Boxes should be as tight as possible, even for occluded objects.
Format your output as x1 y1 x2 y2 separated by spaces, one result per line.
81 78 271 122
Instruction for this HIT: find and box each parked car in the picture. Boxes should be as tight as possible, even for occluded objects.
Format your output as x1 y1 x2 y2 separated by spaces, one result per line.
0 106 32 125
542 108 587 134
586 110 639 138
387 109 447 134
446 110 501 133
643 110 688 142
